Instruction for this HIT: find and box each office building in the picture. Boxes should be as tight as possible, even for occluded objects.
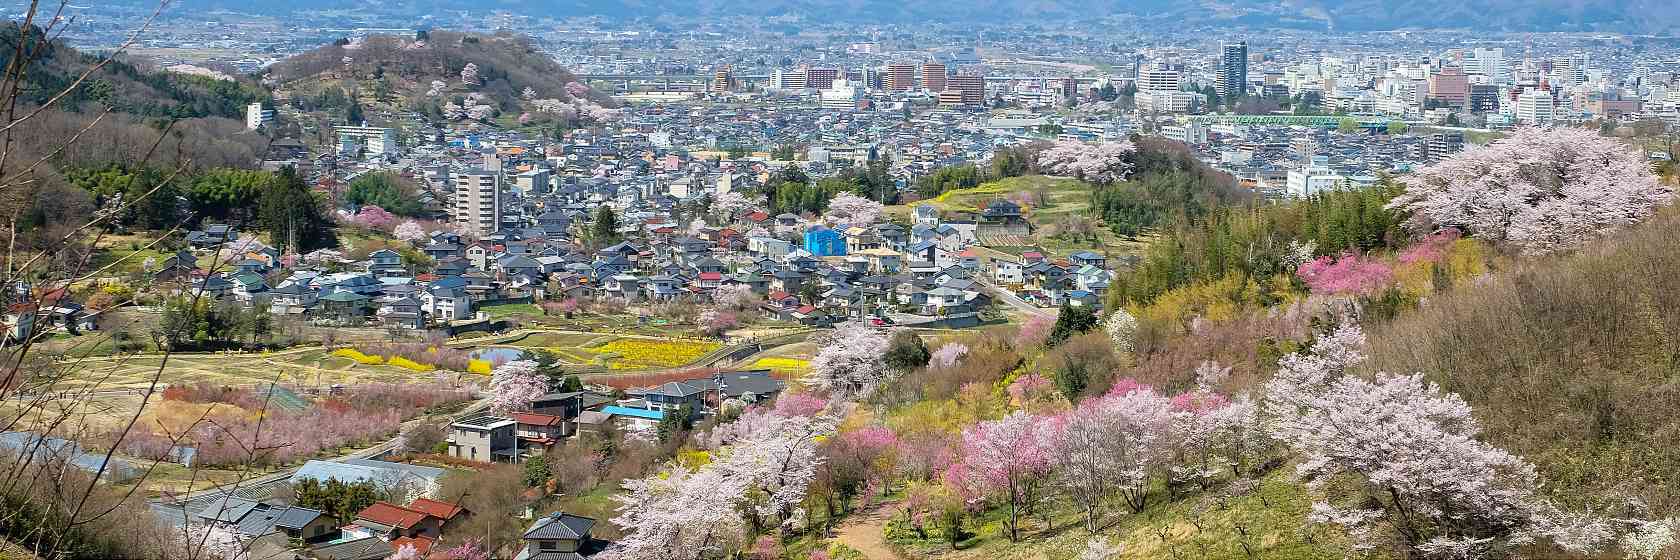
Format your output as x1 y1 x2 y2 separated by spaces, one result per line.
711 67 733 93
948 74 985 105
821 82 862 110
886 63 915 92
1427 66 1469 108
453 167 502 236
922 63 947 92
1138 64 1181 92
805 67 840 91
771 68 806 90
1514 88 1554 124
1286 156 1346 197
1218 42 1248 99
1469 84 1501 113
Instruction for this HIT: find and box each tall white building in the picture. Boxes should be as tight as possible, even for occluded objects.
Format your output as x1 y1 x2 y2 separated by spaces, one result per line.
1466 48 1507 82
1137 64 1182 92
245 102 274 131
453 165 502 236
1514 89 1555 124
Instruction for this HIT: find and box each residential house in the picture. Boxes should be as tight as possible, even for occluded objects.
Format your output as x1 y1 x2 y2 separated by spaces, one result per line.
448 414 517 463
513 512 600 560
351 501 441 541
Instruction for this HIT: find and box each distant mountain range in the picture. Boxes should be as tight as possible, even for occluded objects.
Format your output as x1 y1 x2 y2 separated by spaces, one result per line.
106 0 1680 33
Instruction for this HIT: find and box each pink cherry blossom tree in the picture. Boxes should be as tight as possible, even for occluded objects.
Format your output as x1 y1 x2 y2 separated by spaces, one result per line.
1389 126 1673 254
948 411 1059 542
712 191 762 221
1053 386 1175 531
1295 252 1394 296
459 62 479 86
1036 139 1137 186
1263 322 1611 556
772 393 828 417
822 192 883 225
392 220 427 243
350 206 398 231
806 323 892 398
488 360 547 413
712 283 760 311
386 544 422 560
697 308 740 337
438 539 491 560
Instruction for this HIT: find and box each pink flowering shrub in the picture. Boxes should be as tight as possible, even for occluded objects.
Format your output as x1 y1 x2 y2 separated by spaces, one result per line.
350 206 399 231
772 393 828 417
1296 252 1394 295
1397 229 1462 264
1018 314 1055 348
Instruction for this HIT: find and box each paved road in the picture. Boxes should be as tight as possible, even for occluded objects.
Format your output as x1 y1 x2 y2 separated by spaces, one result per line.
978 279 1051 318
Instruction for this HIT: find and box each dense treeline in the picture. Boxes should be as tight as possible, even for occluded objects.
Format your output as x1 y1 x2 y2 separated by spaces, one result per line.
1111 184 1406 308
58 165 335 252
914 144 1042 198
760 160 897 215
1089 138 1250 237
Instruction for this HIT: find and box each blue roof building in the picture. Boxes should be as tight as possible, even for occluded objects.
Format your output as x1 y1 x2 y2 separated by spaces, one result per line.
802 227 847 257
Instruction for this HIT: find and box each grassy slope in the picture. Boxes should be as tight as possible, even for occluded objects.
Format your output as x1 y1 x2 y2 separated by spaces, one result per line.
1363 207 1680 512
888 175 1149 259
886 469 1348 560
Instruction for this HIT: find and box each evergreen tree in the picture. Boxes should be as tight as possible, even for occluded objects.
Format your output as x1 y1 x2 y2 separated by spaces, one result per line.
883 330 932 371
591 206 619 246
1047 303 1099 347
258 166 334 253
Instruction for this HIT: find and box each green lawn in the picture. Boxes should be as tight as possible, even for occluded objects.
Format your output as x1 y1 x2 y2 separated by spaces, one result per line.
480 303 543 318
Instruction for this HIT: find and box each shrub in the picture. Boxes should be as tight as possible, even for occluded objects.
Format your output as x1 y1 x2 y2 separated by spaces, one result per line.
331 348 384 365
467 359 493 375
386 356 436 372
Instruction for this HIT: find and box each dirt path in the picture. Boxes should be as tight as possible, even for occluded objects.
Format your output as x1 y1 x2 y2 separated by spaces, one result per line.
829 507 905 560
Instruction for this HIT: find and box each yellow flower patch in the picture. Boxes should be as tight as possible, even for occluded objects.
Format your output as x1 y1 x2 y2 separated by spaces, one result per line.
331 348 384 365
584 339 720 370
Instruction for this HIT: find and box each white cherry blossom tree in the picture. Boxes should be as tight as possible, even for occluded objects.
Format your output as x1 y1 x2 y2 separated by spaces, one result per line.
1389 126 1673 254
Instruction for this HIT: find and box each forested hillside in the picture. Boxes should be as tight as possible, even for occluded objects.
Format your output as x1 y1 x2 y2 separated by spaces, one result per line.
0 23 267 119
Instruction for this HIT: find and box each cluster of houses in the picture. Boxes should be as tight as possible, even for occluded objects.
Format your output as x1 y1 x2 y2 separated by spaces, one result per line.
446 370 785 464
161 456 602 560
134 192 1115 336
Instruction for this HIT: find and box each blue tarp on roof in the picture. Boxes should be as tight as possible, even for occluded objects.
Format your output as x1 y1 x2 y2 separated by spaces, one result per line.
600 406 665 421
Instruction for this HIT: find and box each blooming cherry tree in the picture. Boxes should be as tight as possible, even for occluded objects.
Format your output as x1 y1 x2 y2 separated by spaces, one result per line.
712 283 760 311
948 411 1060 542
459 62 479 85
1036 139 1137 185
393 220 427 243
822 192 883 225
1053 386 1176 531
488 360 547 413
1389 126 1673 254
712 190 761 221
806 324 892 398
930 342 969 368
1296 252 1394 295
1263 322 1611 556
178 523 247 560
1103 309 1138 354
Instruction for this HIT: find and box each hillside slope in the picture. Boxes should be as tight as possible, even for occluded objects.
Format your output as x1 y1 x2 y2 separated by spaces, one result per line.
0 23 266 120
1364 206 1680 513
265 30 611 114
